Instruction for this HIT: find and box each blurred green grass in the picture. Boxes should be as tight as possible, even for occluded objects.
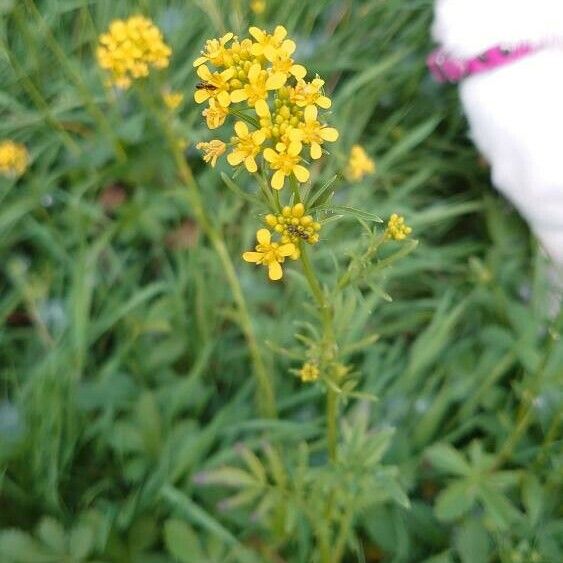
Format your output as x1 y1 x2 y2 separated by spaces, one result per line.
0 0 561 562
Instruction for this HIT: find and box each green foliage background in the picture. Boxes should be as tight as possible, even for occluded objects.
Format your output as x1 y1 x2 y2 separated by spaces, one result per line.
0 0 561 561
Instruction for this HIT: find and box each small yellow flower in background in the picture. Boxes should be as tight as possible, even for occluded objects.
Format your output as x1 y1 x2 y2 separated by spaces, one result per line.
227 122 266 173
263 141 309 190
346 144 376 182
295 105 339 160
250 0 266 15
97 15 171 89
299 362 319 383
196 140 226 168
265 203 321 250
0 140 28 178
203 99 229 129
163 91 184 110
385 213 412 241
243 228 296 281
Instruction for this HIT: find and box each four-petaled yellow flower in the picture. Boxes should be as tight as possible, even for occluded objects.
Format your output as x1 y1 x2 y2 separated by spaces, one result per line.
248 25 287 57
385 213 412 241
163 91 184 110
196 140 226 168
291 78 331 109
97 15 171 89
0 140 28 178
202 99 229 129
294 105 339 160
243 228 296 281
346 145 376 181
194 65 235 108
299 362 319 383
193 33 234 67
227 122 265 173
263 141 309 190
264 39 307 82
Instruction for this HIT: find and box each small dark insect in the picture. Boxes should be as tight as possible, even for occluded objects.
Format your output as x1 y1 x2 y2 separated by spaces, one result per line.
196 82 218 91
287 224 310 241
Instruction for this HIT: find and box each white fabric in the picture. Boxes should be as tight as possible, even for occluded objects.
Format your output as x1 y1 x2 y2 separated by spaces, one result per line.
433 0 563 264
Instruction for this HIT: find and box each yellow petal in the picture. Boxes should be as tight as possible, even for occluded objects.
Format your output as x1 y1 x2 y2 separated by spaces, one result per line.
221 67 235 81
293 165 310 183
256 228 271 245
288 141 302 157
271 170 285 190
253 130 266 145
304 105 317 123
288 128 303 142
248 63 261 83
317 96 332 109
278 243 296 257
320 127 339 142
227 151 244 166
243 251 262 263
263 148 277 163
310 142 322 160
263 45 278 62
282 39 296 56
268 261 283 281
217 91 231 107
248 27 263 42
266 72 287 90
194 90 210 104
193 56 207 67
230 89 248 103
234 121 249 138
274 26 287 41
245 156 258 173
255 99 270 117
197 65 212 80
291 64 307 80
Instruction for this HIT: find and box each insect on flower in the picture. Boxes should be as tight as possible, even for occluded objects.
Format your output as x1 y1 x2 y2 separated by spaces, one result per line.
196 82 219 91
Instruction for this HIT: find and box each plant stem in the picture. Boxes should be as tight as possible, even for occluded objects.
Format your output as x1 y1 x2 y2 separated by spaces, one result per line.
143 90 277 418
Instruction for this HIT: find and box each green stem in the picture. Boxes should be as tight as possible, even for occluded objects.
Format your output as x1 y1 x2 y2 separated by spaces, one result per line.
142 89 277 419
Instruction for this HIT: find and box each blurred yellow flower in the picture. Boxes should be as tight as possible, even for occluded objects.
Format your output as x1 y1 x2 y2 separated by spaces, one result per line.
227 122 265 173
0 140 28 178
97 15 171 89
163 91 184 110
243 228 296 281
299 362 319 382
346 145 375 181
263 141 309 190
251 0 266 14
196 140 226 168
385 213 412 241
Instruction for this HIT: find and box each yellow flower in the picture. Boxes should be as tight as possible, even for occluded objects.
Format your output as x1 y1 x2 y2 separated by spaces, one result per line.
97 15 171 89
264 39 307 81
227 121 265 173
346 145 375 181
265 203 321 249
196 140 226 167
202 99 229 129
0 140 28 178
230 63 285 106
194 65 235 108
250 0 266 14
263 141 309 190
385 213 412 241
242 228 296 281
163 91 184 110
248 25 287 57
299 362 319 383
293 105 339 160
291 78 331 109
193 33 234 67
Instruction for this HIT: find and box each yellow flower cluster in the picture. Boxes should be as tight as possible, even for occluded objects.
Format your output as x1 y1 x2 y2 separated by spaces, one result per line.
97 15 171 89
346 145 376 182
299 362 319 383
265 203 321 249
0 140 28 178
193 26 338 190
385 213 412 240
